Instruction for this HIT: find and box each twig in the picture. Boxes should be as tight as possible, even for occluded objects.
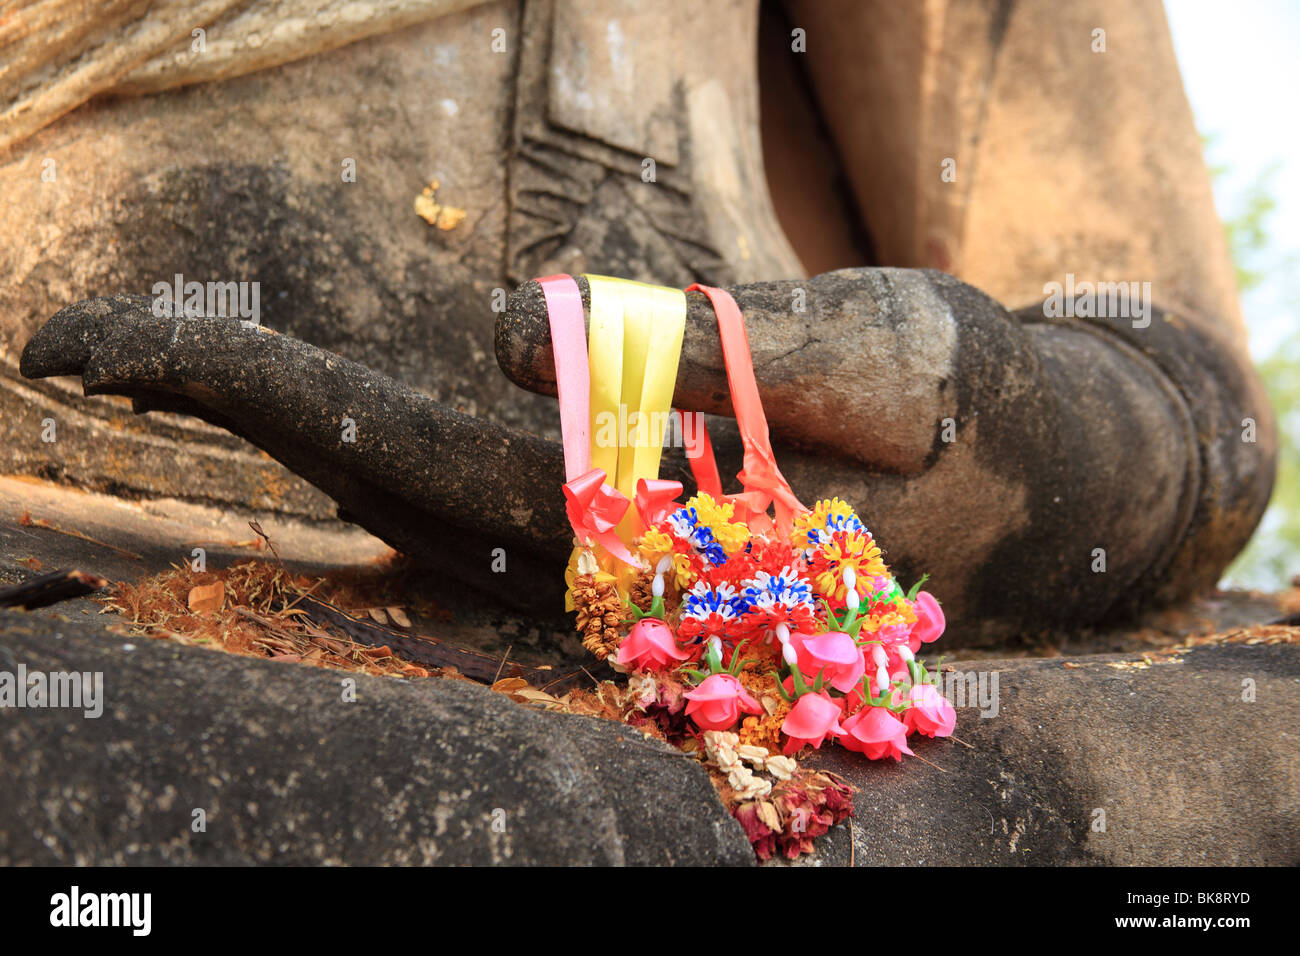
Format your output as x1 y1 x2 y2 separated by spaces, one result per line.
492 644 514 684
910 752 947 773
278 577 324 615
287 593 612 692
948 733 975 749
234 606 301 643
20 514 141 560
0 568 109 609
247 520 284 571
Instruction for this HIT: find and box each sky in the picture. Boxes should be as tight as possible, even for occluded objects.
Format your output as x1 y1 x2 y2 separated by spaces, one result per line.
1165 1 1299 590
1165 0 1300 359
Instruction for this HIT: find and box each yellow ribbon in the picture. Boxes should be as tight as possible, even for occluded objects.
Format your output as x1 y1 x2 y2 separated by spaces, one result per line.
583 275 686 541
586 276 625 482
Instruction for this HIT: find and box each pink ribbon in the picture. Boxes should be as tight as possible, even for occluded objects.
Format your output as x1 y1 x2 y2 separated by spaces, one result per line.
537 274 591 482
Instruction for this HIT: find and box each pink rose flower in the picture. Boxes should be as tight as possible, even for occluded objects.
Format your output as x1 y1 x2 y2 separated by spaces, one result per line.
902 683 956 738
616 617 691 672
781 692 845 754
908 591 946 651
791 631 866 693
876 621 912 646
684 674 763 731
841 677 904 715
840 706 914 761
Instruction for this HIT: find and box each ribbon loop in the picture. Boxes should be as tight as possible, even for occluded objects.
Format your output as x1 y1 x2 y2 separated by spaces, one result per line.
539 274 805 572
635 478 684 528
686 283 808 536
563 468 636 565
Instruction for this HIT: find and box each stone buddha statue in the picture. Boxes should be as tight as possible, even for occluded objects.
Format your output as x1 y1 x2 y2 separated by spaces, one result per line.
1 0 1275 646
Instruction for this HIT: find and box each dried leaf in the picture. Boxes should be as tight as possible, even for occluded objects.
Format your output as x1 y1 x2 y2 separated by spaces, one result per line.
512 688 562 707
367 607 389 625
491 677 530 694
187 582 225 613
386 606 411 628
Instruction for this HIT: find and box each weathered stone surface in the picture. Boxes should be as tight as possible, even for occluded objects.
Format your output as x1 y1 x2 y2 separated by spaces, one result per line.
0 0 797 510
19 295 585 611
0 0 1278 650
779 0 1244 337
0 612 753 866
0 478 586 674
801 640 1300 866
1 482 1293 866
1 601 1294 866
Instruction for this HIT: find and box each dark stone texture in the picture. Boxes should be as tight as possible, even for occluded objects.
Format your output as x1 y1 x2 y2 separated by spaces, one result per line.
19 294 581 611
2 604 1294 866
0 611 753 866
802 641 1300 865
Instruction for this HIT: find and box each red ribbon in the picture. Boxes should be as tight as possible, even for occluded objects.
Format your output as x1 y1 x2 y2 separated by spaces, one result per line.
677 409 723 498
563 468 637 564
635 478 684 528
686 283 808 537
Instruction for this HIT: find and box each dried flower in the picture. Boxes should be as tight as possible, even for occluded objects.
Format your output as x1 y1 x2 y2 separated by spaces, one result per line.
570 570 626 660
728 764 773 800
764 754 797 780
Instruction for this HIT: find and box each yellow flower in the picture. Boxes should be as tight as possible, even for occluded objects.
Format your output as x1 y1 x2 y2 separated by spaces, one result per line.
791 497 862 550
810 529 889 604
684 492 751 555
687 492 735 526
636 528 697 589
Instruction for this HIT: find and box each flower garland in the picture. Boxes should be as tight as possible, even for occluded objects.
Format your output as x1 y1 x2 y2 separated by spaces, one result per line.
569 492 955 759
541 273 954 858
